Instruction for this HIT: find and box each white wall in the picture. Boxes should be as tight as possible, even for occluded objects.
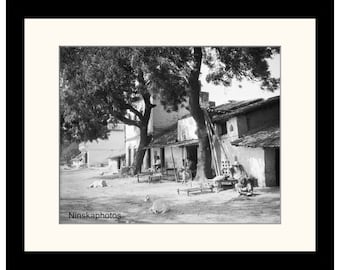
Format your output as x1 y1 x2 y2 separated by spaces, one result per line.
151 97 189 135
125 137 139 167
226 117 239 141
219 135 266 187
178 116 198 141
108 159 119 173
164 146 184 169
80 129 125 166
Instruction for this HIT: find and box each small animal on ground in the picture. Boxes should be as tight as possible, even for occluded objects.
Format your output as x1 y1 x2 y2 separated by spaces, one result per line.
88 180 108 188
144 195 170 214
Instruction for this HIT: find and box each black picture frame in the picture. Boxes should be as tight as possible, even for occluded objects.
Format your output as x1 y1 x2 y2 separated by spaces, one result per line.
7 0 334 268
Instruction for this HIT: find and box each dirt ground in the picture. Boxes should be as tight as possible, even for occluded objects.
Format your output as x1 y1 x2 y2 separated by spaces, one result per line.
60 167 281 224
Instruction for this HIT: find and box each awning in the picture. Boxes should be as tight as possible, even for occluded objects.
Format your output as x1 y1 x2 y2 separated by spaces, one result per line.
171 139 199 147
108 153 126 160
144 123 199 149
144 139 199 149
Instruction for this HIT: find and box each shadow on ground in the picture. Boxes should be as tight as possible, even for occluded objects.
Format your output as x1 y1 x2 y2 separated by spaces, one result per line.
59 168 281 224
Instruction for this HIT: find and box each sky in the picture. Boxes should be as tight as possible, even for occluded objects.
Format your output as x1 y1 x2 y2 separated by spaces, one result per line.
201 53 281 105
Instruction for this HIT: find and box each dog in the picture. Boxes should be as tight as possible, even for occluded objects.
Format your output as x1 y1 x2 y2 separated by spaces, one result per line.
144 195 170 214
88 180 108 188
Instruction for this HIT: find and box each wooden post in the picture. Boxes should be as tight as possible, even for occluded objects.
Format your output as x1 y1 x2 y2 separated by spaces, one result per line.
170 146 179 182
210 129 220 175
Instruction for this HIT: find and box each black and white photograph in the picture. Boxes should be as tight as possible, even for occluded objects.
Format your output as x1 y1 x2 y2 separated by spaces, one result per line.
59 46 281 224
5 1 335 265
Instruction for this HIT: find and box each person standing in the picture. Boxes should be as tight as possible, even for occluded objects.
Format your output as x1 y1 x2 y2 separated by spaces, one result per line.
154 155 161 172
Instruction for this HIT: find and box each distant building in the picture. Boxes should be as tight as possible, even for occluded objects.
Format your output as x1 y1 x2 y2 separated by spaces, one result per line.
79 123 125 169
145 114 199 173
145 95 280 187
125 92 211 172
211 96 280 187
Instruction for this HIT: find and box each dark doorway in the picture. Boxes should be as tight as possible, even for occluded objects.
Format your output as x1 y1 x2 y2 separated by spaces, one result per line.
133 147 137 162
117 158 121 170
186 145 198 164
186 145 198 177
160 148 165 168
275 148 280 186
128 148 131 166
147 148 151 168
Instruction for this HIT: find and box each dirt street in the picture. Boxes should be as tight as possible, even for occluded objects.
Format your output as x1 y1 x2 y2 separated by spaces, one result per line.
60 167 281 224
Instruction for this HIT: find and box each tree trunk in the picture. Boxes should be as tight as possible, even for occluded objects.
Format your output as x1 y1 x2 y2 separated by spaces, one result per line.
132 92 154 175
195 118 214 181
188 47 213 181
132 126 151 174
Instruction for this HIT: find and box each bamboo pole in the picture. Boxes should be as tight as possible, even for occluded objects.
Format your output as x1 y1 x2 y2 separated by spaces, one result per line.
204 109 250 178
207 120 220 176
205 117 220 176
205 111 221 174
204 110 230 162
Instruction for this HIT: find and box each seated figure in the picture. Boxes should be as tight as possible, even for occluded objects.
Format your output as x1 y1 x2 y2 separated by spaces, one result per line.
235 177 253 196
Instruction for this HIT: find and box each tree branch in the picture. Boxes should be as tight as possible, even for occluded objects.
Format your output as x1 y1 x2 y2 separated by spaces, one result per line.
188 47 204 121
111 110 141 128
125 104 144 120
141 92 155 124
142 92 154 108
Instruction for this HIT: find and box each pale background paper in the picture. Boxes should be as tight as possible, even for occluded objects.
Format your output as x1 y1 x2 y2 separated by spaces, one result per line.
24 19 315 251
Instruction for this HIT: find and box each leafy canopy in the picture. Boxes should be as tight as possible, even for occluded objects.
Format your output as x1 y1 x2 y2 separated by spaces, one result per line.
60 47 153 143
60 46 280 143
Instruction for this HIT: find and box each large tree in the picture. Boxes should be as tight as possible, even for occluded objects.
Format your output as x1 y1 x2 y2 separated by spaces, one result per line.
147 47 280 181
60 47 157 174
60 46 280 179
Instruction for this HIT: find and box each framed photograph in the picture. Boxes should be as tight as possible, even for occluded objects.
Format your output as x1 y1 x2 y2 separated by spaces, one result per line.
7 0 333 268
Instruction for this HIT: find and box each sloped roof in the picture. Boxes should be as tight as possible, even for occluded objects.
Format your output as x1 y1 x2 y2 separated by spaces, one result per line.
213 98 263 112
145 123 199 148
71 152 86 161
108 150 126 159
146 124 178 148
231 126 280 148
211 96 280 122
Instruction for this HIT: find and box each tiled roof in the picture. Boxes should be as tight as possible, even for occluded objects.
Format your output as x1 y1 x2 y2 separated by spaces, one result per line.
146 124 178 148
146 123 199 148
211 96 280 122
213 98 263 112
231 126 280 148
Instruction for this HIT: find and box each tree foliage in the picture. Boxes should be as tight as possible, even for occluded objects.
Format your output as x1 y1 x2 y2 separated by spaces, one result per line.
60 141 81 164
142 46 280 111
60 47 154 144
146 46 280 179
60 46 280 178
204 47 280 90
